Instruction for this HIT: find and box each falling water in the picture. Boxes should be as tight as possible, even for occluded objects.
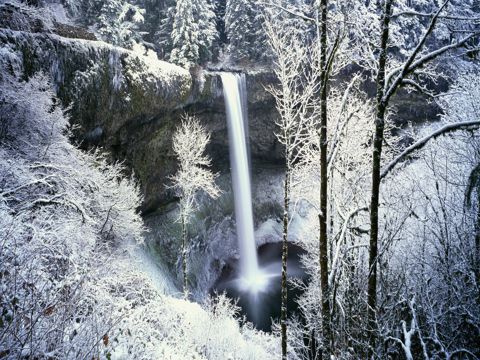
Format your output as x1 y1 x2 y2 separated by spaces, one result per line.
238 73 251 169
221 73 265 292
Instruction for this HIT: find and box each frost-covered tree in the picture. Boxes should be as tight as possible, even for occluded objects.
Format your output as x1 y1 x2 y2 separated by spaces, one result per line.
225 0 267 61
64 0 145 48
152 0 176 59
289 78 375 359
193 0 218 62
169 0 199 67
0 72 145 358
170 115 220 297
265 16 319 359
363 1 480 353
376 73 480 358
96 0 145 47
170 0 217 67
264 1 370 356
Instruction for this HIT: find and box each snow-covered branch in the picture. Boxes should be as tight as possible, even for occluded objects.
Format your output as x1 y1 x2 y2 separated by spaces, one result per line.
381 120 480 179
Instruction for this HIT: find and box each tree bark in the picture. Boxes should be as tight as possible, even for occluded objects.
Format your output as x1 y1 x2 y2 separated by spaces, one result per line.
181 210 188 299
318 0 332 356
368 0 393 357
281 167 290 360
476 192 480 298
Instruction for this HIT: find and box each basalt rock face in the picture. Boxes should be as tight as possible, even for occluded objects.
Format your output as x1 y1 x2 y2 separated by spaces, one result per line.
105 70 281 213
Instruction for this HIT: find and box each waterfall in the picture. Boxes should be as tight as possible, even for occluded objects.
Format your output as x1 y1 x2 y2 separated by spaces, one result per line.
221 73 266 292
238 73 251 168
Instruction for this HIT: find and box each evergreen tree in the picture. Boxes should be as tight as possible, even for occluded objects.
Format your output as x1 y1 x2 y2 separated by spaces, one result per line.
64 0 145 48
155 1 176 59
140 0 173 56
170 0 199 67
193 0 217 62
214 0 227 45
97 0 145 47
225 0 266 61
170 0 217 67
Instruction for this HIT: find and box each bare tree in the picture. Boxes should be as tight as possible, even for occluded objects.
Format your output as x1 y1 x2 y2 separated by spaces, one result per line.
265 16 317 359
170 115 220 298
264 1 356 355
365 1 479 354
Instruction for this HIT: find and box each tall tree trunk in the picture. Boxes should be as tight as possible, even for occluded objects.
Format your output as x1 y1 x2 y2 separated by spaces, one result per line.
368 0 393 357
181 210 188 299
281 166 290 360
476 192 480 299
318 0 331 356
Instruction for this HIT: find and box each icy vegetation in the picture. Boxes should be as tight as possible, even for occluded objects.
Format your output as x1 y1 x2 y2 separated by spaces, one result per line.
0 72 279 359
1 0 480 359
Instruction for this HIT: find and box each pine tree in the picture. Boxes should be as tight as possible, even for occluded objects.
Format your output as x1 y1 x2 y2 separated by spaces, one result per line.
97 0 145 47
225 0 266 61
193 0 217 62
170 0 217 67
65 0 145 48
140 0 174 58
214 0 227 45
170 0 198 67
155 1 176 59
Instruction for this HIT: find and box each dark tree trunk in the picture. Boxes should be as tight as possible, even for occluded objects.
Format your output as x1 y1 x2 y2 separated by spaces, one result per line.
368 0 393 357
318 0 332 356
476 192 480 298
281 167 290 360
181 211 188 299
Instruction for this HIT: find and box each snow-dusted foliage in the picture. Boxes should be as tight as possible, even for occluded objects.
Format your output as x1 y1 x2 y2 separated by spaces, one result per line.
151 0 176 59
263 0 479 357
169 0 198 67
0 74 278 359
96 0 145 47
171 115 221 227
378 73 480 357
0 72 143 358
225 0 267 62
64 0 145 48
170 0 217 67
288 78 377 354
170 115 220 296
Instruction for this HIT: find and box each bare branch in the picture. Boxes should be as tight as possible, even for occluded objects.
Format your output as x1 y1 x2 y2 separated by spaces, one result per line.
384 1 451 103
392 10 480 22
381 120 480 179
260 1 315 23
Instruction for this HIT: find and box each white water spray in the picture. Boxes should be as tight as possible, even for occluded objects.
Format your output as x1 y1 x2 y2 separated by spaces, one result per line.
221 73 267 293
